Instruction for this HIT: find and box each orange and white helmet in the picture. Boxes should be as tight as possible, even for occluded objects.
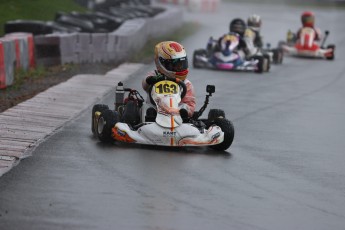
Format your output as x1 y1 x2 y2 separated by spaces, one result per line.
154 41 189 81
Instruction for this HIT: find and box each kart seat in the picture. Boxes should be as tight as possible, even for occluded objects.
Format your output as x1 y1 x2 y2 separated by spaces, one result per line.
145 107 157 122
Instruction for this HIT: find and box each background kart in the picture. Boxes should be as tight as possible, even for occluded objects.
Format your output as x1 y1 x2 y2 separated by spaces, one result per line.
193 34 270 73
91 79 235 151
279 29 335 60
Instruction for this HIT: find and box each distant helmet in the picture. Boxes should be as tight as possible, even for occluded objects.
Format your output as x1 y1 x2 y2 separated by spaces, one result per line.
301 11 315 27
219 33 239 56
229 18 246 36
154 41 189 81
247 14 262 31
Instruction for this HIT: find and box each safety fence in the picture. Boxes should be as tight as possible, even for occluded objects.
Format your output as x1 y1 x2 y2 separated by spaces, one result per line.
0 6 182 89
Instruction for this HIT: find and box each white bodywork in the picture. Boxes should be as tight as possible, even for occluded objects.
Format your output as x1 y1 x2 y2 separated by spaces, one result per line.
114 122 223 146
282 45 333 58
282 28 333 58
113 80 224 146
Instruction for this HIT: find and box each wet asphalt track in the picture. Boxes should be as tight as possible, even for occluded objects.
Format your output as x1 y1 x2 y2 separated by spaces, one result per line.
1 2 345 230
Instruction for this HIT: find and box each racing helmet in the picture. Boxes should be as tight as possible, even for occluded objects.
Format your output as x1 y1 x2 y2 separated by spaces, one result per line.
229 18 246 36
154 41 189 81
301 11 315 27
247 14 262 32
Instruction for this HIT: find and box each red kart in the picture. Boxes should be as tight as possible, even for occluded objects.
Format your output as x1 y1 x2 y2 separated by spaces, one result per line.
280 28 335 60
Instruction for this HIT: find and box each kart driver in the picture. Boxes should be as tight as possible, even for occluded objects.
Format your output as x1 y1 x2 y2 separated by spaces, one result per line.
207 18 249 61
246 14 264 49
142 41 196 121
296 11 322 42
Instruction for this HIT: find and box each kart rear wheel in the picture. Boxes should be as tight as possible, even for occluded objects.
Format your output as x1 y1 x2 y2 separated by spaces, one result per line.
193 49 207 68
209 118 235 151
96 109 118 143
208 109 225 121
92 104 109 135
263 54 271 72
326 44 335 60
254 56 264 73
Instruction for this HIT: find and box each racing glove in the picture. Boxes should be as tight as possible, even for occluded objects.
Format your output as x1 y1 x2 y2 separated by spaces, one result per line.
146 72 166 85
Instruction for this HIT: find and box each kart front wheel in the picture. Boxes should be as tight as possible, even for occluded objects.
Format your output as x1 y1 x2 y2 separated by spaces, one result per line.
193 49 207 68
92 104 109 135
208 109 225 121
96 109 119 143
209 118 235 151
326 44 335 60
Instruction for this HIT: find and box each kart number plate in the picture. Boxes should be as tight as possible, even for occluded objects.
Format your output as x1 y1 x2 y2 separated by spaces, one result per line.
154 81 179 95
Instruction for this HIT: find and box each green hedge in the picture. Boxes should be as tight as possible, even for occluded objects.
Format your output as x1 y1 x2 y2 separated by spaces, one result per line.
0 0 86 35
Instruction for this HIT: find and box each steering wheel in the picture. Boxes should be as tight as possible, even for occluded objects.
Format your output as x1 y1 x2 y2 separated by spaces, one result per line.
148 77 187 105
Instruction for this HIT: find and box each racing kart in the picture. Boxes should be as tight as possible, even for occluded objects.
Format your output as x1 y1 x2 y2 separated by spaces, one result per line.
193 33 270 73
279 29 335 60
91 78 235 151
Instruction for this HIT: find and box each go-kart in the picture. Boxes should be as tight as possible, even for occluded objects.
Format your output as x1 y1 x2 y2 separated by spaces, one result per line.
193 33 270 73
279 28 335 60
91 77 235 151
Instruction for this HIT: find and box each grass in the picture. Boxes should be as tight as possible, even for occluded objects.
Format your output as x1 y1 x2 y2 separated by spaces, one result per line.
0 0 87 35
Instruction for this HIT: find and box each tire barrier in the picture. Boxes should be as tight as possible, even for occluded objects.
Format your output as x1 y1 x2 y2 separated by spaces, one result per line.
0 42 5 89
188 0 220 12
81 0 152 10
0 33 36 89
0 38 16 89
5 5 164 36
34 6 182 66
4 33 36 70
158 0 220 12
0 5 180 88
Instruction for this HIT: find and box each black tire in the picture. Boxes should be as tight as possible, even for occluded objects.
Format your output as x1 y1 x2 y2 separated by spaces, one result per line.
193 49 207 68
55 13 95 33
208 109 225 121
92 104 109 134
277 40 286 49
4 20 53 35
209 118 235 151
272 48 284 64
263 54 271 72
254 56 264 73
96 109 119 143
326 44 335 60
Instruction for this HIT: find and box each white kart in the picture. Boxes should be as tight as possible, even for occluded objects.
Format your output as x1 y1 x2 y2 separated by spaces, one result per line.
92 78 235 151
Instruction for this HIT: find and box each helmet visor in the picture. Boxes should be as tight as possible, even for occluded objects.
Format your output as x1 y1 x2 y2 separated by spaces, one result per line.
302 15 314 24
159 57 188 72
